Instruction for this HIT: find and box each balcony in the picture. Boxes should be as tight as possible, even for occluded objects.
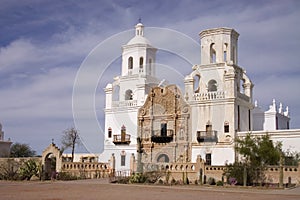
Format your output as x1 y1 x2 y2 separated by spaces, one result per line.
151 130 174 143
113 134 131 145
112 100 137 108
197 131 217 143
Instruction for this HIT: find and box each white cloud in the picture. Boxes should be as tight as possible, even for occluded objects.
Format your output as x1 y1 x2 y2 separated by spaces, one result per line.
0 67 75 120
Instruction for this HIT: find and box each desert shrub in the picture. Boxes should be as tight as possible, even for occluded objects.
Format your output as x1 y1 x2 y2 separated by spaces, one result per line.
57 172 78 181
216 180 223 186
208 177 216 185
129 173 147 183
19 159 39 180
117 177 130 184
0 159 21 180
144 171 163 183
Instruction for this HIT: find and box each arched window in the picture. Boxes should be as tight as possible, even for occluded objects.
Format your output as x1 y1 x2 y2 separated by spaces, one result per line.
193 74 200 93
208 79 217 92
223 43 228 62
128 57 133 69
210 43 216 63
139 57 143 68
125 89 133 100
157 154 169 163
239 79 244 93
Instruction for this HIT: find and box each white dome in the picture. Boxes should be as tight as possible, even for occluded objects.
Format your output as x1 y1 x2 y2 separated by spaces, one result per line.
127 35 152 45
126 22 152 46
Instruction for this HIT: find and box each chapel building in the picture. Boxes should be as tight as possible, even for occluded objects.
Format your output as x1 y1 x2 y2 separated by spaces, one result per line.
101 22 293 172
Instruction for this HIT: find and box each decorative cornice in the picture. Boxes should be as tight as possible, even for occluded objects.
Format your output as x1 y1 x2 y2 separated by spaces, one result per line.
199 27 239 39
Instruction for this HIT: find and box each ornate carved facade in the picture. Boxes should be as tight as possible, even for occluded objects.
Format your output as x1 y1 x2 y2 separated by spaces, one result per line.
137 85 191 165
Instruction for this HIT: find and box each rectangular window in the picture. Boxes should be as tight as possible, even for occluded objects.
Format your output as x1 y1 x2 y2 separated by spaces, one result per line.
224 124 229 133
161 123 167 137
248 109 251 131
205 154 211 166
237 105 240 131
108 128 112 138
121 155 126 166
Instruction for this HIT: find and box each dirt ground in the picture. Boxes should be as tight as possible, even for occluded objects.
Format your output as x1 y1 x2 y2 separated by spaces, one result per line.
0 179 299 200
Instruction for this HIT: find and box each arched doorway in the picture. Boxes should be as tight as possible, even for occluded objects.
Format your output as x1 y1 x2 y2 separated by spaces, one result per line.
42 143 62 180
44 153 57 180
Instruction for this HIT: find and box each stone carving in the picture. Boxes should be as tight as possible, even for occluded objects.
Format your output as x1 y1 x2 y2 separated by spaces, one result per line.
137 85 191 164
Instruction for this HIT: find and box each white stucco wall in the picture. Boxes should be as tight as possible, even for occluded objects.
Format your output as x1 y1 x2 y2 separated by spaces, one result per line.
191 145 235 166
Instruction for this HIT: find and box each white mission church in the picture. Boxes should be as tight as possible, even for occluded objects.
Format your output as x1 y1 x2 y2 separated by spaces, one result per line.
97 22 299 172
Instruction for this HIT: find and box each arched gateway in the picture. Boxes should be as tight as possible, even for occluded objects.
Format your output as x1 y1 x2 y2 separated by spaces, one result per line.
42 143 63 179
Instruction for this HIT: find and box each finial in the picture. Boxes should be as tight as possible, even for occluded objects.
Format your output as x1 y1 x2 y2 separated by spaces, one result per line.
52 138 54 144
279 102 283 113
284 106 289 116
138 17 142 23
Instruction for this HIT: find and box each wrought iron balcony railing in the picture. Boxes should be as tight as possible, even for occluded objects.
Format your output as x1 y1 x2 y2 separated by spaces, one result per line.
113 134 131 145
151 130 174 143
197 131 217 143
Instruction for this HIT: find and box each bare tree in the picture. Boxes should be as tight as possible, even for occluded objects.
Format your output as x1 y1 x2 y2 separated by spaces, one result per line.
61 127 81 162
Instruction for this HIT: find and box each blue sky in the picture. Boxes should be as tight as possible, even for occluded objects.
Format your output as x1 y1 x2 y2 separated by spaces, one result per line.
1 0 300 154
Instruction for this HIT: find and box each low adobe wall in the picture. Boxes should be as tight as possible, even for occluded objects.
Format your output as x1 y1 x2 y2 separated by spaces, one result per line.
138 156 300 185
61 162 111 179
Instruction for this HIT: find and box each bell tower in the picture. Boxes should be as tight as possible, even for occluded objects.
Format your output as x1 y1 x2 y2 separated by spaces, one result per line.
186 27 254 166
200 27 239 65
103 22 160 171
121 22 157 78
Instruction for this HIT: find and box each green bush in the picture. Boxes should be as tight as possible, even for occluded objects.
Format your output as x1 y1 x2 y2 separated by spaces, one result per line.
19 159 39 180
216 180 223 186
208 177 216 185
129 173 147 183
